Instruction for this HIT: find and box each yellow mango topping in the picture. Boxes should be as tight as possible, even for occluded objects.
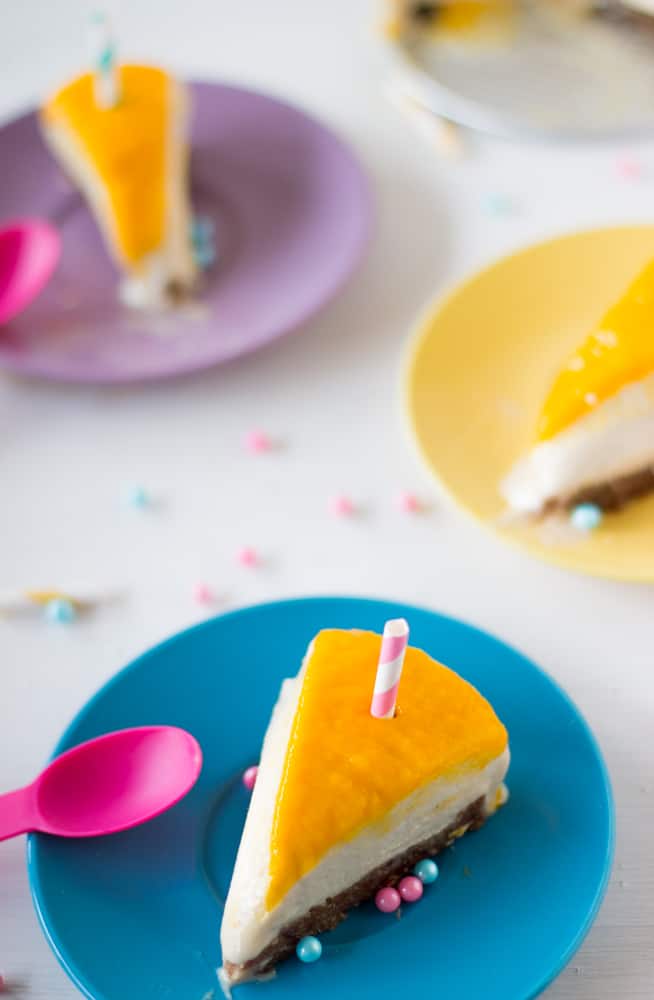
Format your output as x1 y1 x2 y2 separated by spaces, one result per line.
537 258 654 441
41 66 170 266
267 629 507 909
437 1 496 33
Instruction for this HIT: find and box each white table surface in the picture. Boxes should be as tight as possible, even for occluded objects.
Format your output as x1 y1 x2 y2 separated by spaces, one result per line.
1 1 653 997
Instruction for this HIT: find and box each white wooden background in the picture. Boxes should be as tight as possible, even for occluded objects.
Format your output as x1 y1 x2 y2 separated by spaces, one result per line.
1 1 653 997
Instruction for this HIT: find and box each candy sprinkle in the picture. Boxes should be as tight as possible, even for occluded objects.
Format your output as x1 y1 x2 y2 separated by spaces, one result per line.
242 765 258 790
245 429 272 454
482 192 513 216
375 886 401 913
616 156 642 180
329 494 354 517
45 598 76 624
397 491 420 513
398 875 424 902
413 858 439 884
296 936 322 963
124 485 149 509
570 503 603 533
190 216 215 245
193 582 214 605
237 546 258 568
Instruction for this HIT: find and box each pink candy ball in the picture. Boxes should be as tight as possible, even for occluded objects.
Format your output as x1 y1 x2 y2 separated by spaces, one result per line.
245 429 271 454
193 582 214 605
398 875 424 903
616 156 642 180
397 491 420 513
237 546 258 567
242 766 258 790
375 886 401 913
329 494 354 517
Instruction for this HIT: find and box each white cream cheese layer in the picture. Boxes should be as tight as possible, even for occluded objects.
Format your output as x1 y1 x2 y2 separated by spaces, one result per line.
220 666 510 978
501 372 654 514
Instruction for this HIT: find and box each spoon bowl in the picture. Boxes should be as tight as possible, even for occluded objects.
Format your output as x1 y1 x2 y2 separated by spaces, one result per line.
0 218 61 326
0 726 202 841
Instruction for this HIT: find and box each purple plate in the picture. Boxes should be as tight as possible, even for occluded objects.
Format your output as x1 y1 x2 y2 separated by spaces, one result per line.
0 82 371 382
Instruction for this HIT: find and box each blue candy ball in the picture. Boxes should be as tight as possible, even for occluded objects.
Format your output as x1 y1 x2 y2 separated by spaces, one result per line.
45 598 76 624
570 503 602 532
190 216 215 246
125 485 149 509
413 858 439 884
483 192 513 216
194 242 216 271
296 936 322 964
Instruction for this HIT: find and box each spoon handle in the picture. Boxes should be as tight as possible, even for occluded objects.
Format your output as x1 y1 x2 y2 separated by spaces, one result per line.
0 786 37 841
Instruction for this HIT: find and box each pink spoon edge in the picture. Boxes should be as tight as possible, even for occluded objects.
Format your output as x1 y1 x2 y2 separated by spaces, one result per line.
0 217 61 326
37 725 203 838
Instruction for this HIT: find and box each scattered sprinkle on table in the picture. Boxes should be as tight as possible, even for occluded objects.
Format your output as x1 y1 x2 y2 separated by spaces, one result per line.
242 765 258 790
396 491 420 513
45 598 76 624
482 192 514 216
193 582 214 605
194 243 216 270
245 429 272 454
124 485 149 509
237 546 259 567
329 494 354 517
296 936 322 964
190 215 217 270
615 156 642 180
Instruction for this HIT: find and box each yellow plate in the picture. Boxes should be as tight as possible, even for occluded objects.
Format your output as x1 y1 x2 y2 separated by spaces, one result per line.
405 226 654 582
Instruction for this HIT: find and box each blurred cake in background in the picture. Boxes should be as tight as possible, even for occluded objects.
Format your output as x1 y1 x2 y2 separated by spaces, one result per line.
501 259 654 518
385 0 516 41
386 0 654 39
40 47 197 310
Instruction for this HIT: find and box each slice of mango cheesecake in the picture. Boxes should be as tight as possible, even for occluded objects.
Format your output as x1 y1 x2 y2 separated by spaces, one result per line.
40 64 197 309
502 257 654 516
220 628 509 986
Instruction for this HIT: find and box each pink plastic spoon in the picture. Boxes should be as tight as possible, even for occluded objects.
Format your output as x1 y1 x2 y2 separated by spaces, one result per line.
0 218 61 325
0 726 202 841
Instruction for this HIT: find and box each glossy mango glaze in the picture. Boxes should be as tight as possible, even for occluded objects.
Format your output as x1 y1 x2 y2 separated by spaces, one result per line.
266 629 507 909
436 1 505 34
41 66 170 266
537 258 654 441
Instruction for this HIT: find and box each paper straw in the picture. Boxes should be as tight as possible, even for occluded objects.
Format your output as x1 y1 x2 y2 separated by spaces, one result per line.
370 618 409 719
89 12 119 109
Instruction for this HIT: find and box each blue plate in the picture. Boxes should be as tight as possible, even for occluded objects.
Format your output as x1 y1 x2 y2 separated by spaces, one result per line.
29 597 614 1000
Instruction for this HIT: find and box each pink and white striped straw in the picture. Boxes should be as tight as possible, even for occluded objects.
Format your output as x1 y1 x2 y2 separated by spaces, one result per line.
370 618 409 719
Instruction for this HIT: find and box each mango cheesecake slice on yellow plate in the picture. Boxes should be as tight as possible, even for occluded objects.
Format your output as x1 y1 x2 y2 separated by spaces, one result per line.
502 256 654 516
405 226 654 581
